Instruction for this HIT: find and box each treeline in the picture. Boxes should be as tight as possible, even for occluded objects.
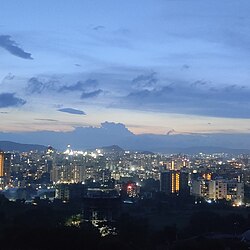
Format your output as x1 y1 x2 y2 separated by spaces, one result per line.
0 195 249 249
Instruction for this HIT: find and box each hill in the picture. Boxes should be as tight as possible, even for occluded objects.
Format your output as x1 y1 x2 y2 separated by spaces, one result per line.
0 141 47 152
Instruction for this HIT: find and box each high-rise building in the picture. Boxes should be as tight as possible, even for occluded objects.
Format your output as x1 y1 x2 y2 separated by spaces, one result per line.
191 179 209 198
227 181 244 205
4 153 11 186
0 151 4 189
179 171 190 194
160 170 180 194
160 171 171 194
160 170 189 195
209 179 227 200
0 151 4 177
51 164 85 184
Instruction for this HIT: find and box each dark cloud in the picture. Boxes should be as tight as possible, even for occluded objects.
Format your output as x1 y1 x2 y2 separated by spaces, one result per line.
167 129 175 135
0 35 33 59
3 73 15 81
35 118 58 122
120 80 250 118
181 64 190 70
0 93 26 108
0 111 8 114
132 72 157 90
26 77 47 94
59 79 98 92
74 64 81 67
26 77 99 96
59 81 85 92
191 80 208 87
93 25 105 31
57 108 86 115
81 89 103 99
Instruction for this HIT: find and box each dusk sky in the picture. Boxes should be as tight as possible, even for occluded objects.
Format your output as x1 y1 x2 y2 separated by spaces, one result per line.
1 0 250 149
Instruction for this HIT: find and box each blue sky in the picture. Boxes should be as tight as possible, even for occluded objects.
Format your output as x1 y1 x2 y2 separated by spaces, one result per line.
1 0 250 149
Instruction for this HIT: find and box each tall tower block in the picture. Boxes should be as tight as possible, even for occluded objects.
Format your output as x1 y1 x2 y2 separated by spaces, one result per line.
0 151 4 177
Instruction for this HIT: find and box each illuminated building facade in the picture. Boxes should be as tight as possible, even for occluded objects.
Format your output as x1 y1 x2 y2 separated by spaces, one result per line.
121 181 140 197
192 177 244 205
51 164 85 184
209 179 227 200
0 151 4 189
4 153 11 186
160 170 189 195
0 151 4 177
191 179 210 198
227 181 244 205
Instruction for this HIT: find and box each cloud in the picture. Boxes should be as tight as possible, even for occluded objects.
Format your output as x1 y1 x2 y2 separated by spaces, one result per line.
0 121 134 149
57 108 86 115
0 35 33 59
119 79 250 118
26 77 99 96
59 79 98 92
34 118 58 122
1 121 250 152
81 89 103 99
26 77 48 94
167 129 175 135
0 93 26 108
93 25 105 31
100 121 133 136
3 73 15 81
181 64 190 70
132 72 158 91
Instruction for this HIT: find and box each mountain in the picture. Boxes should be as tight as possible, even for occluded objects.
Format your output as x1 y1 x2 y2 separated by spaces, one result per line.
156 146 250 155
100 145 125 153
0 140 248 155
0 141 47 152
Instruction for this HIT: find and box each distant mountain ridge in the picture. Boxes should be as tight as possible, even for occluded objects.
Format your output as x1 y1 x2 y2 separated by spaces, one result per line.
0 141 47 152
155 146 250 155
0 141 249 155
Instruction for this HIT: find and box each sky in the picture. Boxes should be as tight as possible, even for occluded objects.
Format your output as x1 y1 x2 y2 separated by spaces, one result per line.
1 0 250 150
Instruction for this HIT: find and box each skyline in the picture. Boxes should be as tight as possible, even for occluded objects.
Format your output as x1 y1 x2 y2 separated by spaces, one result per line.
1 0 250 148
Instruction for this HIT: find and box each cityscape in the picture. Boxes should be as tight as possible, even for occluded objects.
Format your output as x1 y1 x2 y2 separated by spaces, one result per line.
1 0 250 249
0 143 250 249
0 144 248 207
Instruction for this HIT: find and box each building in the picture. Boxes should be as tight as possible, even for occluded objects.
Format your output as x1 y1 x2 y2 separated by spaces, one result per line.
191 179 209 198
192 178 244 205
179 170 190 194
0 151 4 177
83 188 121 222
209 179 227 200
4 153 11 186
0 151 11 188
160 170 189 195
227 181 244 205
55 183 86 201
121 181 140 198
0 151 4 189
51 164 85 184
